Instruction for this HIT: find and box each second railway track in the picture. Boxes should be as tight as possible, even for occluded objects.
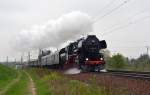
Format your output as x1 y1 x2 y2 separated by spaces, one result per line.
105 70 150 80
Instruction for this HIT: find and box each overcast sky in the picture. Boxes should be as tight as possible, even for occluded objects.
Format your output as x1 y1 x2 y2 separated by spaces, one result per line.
0 0 150 61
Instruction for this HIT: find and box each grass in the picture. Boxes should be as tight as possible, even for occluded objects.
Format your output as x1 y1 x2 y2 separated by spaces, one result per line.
27 68 53 95
0 64 17 91
0 65 130 95
0 64 31 95
27 68 130 95
4 71 30 95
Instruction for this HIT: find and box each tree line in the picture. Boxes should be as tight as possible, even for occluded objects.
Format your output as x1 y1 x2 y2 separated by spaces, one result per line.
102 50 150 71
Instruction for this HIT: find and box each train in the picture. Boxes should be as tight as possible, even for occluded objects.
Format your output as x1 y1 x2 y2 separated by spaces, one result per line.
29 35 107 72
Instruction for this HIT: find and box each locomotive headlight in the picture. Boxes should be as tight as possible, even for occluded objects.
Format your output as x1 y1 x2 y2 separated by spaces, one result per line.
86 58 89 61
100 58 103 60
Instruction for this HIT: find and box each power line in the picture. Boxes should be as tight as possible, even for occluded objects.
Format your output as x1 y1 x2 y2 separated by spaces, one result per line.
108 41 150 43
102 7 150 32
94 0 131 22
94 0 117 19
110 46 146 48
102 15 150 36
94 0 150 37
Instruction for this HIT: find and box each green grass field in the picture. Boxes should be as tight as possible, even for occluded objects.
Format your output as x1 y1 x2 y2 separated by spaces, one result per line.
4 71 30 95
27 68 129 95
0 64 31 95
0 64 17 91
0 64 130 95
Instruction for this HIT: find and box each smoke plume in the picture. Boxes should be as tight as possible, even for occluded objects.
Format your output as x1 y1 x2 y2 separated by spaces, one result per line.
15 11 93 51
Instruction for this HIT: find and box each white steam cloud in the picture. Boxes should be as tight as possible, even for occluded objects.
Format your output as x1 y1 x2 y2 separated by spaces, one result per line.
15 11 93 51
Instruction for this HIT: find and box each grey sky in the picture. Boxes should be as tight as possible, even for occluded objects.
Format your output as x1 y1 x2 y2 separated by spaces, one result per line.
0 0 150 61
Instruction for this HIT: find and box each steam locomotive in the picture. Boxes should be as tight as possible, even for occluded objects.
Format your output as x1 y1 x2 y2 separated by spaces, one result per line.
30 35 107 72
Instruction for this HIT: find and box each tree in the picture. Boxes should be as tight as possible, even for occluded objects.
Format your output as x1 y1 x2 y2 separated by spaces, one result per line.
107 53 126 70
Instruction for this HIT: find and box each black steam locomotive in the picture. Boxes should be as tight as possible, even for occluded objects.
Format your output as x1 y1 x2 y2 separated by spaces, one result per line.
30 35 107 72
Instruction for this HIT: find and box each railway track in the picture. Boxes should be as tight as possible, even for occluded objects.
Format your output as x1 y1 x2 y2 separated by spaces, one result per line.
106 70 150 80
40 67 150 80
66 69 150 95
63 68 150 80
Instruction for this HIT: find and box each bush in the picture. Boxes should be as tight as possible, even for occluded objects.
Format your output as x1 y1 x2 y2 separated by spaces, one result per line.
107 53 126 70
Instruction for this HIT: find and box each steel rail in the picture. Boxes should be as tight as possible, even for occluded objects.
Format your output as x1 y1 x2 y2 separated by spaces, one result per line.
106 70 150 80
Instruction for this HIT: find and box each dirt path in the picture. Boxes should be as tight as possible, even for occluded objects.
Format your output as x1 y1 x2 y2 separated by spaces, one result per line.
0 72 21 95
25 72 36 95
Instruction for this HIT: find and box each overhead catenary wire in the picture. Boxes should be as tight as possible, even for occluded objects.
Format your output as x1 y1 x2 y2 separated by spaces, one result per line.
102 7 150 32
92 0 150 57
94 0 131 23
108 41 150 43
93 0 150 37
102 15 150 36
110 46 147 48
109 46 148 54
99 6 150 55
106 40 150 46
94 0 117 19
